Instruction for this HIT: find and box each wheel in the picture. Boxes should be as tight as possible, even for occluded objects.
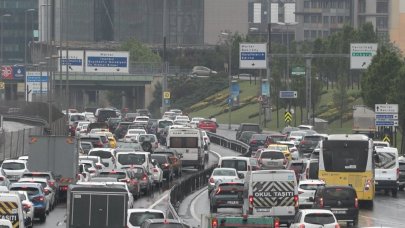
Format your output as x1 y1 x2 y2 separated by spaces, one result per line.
39 213 46 223
392 188 398 197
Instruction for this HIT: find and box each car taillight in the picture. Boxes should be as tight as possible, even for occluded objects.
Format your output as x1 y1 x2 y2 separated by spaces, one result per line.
96 164 102 169
60 186 68 191
335 224 340 228
48 181 55 187
251 140 257 144
0 177 4 181
33 196 45 202
294 195 299 208
153 168 159 173
209 177 215 183
249 195 253 205
319 197 324 208
274 218 280 228
22 203 31 210
120 178 130 183
44 189 50 194
298 224 305 228
298 190 304 194
354 197 358 208
212 218 218 228
142 174 147 181
163 163 169 168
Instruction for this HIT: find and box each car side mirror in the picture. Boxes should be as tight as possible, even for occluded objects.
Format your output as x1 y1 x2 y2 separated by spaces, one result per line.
308 197 314 202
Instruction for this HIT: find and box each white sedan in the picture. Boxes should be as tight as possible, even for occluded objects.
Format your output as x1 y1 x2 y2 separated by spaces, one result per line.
290 209 339 228
207 168 240 195
298 179 325 209
124 129 147 142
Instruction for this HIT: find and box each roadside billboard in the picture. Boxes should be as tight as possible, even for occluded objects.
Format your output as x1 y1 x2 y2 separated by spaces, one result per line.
85 51 129 73
58 50 84 72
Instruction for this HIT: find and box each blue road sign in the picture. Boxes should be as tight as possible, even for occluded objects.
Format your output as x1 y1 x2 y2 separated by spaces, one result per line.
164 99 170 105
375 114 398 119
12 66 25 80
375 120 398 127
240 52 266 60
87 57 128 68
279 91 298 99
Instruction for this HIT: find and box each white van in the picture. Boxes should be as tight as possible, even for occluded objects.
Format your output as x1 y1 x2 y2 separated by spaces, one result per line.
116 151 152 172
0 193 26 228
88 148 116 169
217 156 251 179
247 170 298 225
375 146 399 196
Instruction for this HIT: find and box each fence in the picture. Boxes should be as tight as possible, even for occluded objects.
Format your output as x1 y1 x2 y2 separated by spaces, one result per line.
170 165 216 212
206 131 250 154
0 126 43 162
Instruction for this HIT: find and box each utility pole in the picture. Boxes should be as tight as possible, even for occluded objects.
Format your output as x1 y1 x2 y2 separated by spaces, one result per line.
266 0 272 127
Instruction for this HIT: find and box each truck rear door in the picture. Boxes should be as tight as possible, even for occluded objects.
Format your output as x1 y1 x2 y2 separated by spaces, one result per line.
375 152 397 181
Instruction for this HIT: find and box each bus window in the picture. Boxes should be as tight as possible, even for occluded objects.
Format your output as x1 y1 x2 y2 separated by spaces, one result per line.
323 141 368 172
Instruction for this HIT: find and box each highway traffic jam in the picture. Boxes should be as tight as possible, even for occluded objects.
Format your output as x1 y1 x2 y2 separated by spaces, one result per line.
0 107 404 228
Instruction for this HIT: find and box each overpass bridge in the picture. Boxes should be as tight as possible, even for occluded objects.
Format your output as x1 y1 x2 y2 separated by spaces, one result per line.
4 72 160 111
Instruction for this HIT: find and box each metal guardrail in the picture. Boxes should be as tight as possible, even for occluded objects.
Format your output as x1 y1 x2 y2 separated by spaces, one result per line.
206 131 250 155
3 114 47 126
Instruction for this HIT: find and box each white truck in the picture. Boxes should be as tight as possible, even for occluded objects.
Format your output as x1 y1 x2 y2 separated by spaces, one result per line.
27 136 79 201
166 126 205 170
352 105 376 136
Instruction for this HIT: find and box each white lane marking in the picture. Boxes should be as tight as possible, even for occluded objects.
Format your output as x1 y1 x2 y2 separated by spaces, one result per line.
190 186 208 223
210 150 221 158
149 192 170 209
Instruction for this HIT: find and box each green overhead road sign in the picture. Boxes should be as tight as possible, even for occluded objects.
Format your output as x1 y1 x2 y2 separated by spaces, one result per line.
292 66 305 76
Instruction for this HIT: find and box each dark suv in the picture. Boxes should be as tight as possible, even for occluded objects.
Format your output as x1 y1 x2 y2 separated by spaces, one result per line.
236 123 261 140
311 185 359 226
209 180 245 213
298 135 325 156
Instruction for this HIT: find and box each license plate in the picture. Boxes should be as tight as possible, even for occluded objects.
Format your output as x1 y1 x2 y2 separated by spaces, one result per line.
257 208 270 212
331 210 347 214
227 201 239 204
267 162 277 165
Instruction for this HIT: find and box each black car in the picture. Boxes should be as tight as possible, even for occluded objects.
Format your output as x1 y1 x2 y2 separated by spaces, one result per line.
247 133 268 153
209 180 245 213
311 185 359 226
298 135 325 156
399 158 405 191
235 123 261 141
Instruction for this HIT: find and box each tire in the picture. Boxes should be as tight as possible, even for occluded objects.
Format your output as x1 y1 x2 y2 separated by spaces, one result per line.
392 188 398 197
39 213 46 223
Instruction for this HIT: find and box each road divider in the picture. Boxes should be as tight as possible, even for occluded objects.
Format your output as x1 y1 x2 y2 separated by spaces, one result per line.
206 131 250 154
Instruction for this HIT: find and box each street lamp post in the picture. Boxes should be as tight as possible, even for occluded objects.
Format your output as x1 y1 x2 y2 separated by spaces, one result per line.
39 61 47 102
221 32 233 130
24 9 35 65
0 14 11 65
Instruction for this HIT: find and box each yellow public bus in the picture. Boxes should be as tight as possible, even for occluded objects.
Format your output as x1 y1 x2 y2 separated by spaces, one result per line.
319 134 374 206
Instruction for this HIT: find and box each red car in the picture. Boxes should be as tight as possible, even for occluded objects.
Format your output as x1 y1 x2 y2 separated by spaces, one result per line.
197 119 218 133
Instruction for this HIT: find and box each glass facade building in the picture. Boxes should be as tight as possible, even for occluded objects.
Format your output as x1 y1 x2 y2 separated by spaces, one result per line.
0 0 38 64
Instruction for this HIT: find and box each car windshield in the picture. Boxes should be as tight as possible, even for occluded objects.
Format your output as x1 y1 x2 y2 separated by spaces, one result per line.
324 188 355 200
304 213 335 225
159 121 173 128
151 155 168 164
128 212 164 226
71 115 85 121
300 183 325 190
20 181 47 189
251 134 267 140
118 143 142 151
10 187 39 196
2 162 25 170
241 125 259 132
221 160 247 172
81 143 92 149
138 135 156 142
323 140 368 172
261 152 284 159
304 136 324 141
118 154 145 165
268 145 288 151
213 169 236 176
89 151 112 159
99 172 126 179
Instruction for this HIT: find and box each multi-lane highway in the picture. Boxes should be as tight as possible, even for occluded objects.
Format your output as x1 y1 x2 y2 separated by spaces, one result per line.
177 125 405 228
